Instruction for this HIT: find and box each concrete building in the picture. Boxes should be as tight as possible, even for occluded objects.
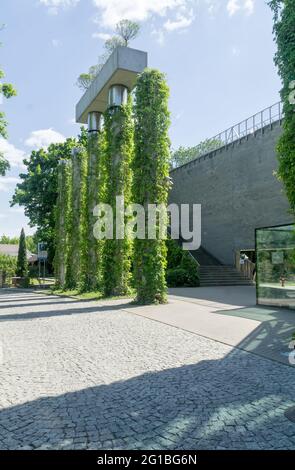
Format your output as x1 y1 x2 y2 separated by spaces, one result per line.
169 104 293 285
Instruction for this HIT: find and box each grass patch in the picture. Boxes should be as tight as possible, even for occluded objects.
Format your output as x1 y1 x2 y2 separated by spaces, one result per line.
45 287 135 302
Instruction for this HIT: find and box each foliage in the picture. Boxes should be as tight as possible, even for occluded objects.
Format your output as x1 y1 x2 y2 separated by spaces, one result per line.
54 160 71 288
166 239 199 287
81 130 106 292
269 0 295 213
77 19 140 90
133 69 171 304
12 130 87 270
0 234 36 253
16 228 28 278
0 26 17 175
103 98 134 296
65 146 87 290
171 138 223 168
76 65 104 91
104 37 125 54
0 253 16 280
115 20 140 46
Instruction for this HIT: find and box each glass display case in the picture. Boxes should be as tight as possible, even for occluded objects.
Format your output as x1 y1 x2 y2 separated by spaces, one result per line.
256 224 295 309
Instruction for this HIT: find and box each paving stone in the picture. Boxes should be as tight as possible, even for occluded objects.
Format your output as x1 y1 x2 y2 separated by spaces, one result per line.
0 290 295 450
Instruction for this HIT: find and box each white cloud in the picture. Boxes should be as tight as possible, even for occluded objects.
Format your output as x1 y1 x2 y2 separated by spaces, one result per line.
92 0 193 28
39 0 80 15
151 28 166 46
231 45 241 56
0 138 26 169
0 177 20 192
92 32 112 41
244 0 254 15
25 129 66 150
164 11 194 32
51 39 61 47
227 0 254 17
227 0 240 16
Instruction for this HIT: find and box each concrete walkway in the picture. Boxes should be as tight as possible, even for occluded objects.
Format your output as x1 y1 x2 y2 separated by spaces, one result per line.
0 288 295 450
96 286 294 366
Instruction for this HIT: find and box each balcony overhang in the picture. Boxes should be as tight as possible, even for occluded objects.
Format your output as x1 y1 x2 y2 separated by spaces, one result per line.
75 46 148 124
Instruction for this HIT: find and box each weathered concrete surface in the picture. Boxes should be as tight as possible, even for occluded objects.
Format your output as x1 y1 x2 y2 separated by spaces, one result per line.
76 47 147 124
169 121 293 265
0 289 295 450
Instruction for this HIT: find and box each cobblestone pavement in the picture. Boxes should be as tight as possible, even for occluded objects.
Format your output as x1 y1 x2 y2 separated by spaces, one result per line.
0 289 294 450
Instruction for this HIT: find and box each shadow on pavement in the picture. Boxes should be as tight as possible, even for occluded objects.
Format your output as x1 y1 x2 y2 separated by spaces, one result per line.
0 347 294 450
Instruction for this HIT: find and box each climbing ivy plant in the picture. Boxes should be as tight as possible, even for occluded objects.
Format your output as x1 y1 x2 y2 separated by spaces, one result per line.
269 0 295 213
81 130 106 292
55 160 71 288
103 98 134 296
65 146 87 290
133 69 171 304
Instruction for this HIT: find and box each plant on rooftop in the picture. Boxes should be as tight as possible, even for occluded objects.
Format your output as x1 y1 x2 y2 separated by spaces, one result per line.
76 20 140 90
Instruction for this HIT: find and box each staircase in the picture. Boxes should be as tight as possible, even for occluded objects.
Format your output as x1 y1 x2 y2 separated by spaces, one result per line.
199 265 253 287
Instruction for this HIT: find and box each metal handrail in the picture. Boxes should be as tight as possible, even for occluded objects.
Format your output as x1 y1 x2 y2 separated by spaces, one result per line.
172 101 283 169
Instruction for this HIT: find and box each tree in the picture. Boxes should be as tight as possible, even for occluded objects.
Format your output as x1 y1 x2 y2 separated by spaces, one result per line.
0 234 36 253
76 64 104 91
269 0 295 212
77 20 140 91
0 25 17 175
133 69 171 304
16 228 28 278
171 138 223 168
104 36 125 54
11 130 87 270
115 20 140 46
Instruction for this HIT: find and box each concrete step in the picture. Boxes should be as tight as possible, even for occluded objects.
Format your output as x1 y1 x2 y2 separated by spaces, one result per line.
199 265 253 287
200 281 253 286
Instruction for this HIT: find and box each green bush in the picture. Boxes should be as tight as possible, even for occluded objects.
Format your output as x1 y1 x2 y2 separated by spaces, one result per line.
0 254 17 286
166 239 199 287
15 277 30 288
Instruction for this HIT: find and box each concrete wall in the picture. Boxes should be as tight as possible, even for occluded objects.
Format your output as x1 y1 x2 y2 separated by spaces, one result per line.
169 121 293 265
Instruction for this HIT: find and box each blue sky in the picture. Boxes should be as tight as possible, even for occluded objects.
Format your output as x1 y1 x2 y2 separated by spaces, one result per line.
0 0 281 237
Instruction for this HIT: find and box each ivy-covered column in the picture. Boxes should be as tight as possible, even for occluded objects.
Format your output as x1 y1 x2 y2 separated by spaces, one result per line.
133 69 171 304
103 85 133 296
269 0 295 213
81 112 105 292
65 146 87 290
55 159 71 288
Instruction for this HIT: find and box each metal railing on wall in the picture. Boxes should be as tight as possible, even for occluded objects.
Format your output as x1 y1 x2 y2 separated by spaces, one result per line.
173 102 283 169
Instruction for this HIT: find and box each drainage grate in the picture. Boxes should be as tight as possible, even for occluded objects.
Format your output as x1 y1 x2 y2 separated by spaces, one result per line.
285 406 295 423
